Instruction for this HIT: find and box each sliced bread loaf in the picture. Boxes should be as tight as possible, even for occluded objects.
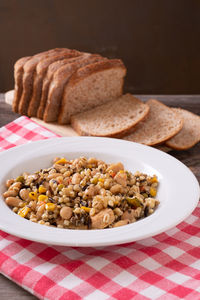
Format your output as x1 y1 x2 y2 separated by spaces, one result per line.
58 59 126 124
27 50 81 117
18 48 69 115
37 54 87 119
123 99 183 146
43 54 105 122
165 108 200 150
70 94 149 137
12 56 31 113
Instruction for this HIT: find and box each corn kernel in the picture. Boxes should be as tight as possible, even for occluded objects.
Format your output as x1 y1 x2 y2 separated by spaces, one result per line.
55 158 67 165
81 206 91 213
38 185 47 194
150 187 157 197
98 178 104 183
45 203 56 211
119 170 125 173
29 192 38 200
38 195 48 202
18 206 30 218
98 181 104 188
151 176 158 183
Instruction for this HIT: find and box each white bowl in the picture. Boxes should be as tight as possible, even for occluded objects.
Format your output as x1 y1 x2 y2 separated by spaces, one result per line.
0 137 199 247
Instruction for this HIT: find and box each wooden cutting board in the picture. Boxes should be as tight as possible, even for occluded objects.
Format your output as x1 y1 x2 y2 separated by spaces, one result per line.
5 90 172 152
5 90 78 137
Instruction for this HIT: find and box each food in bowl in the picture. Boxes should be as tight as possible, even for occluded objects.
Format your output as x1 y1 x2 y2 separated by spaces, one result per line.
3 157 159 229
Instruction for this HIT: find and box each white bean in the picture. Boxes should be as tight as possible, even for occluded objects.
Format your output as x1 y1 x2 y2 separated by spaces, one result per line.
5 197 21 207
6 179 14 188
71 173 81 184
9 182 22 189
110 184 123 194
60 207 72 220
19 189 30 201
3 190 18 198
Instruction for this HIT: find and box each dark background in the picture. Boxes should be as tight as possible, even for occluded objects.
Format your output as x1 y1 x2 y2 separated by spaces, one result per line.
0 0 199 94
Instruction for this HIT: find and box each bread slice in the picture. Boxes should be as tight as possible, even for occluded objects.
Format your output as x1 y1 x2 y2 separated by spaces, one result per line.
58 59 126 124
17 48 69 115
43 54 105 122
123 99 183 146
165 108 200 150
70 94 149 137
27 50 81 117
37 54 87 119
12 56 31 113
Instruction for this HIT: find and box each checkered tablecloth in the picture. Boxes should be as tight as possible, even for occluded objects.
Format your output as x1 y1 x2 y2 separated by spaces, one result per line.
0 116 200 300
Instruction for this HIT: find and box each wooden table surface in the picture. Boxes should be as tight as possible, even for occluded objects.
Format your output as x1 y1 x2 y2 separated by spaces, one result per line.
0 94 200 299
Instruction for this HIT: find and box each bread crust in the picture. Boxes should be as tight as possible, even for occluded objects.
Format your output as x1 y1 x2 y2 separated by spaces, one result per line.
123 99 184 146
166 141 199 151
165 108 200 150
58 59 126 124
12 56 31 113
65 59 126 86
70 94 149 138
17 48 70 115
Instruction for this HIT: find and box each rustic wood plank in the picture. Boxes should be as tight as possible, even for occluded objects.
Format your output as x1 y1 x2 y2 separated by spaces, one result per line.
0 274 37 300
0 93 20 127
0 94 199 299
31 118 78 137
136 95 200 113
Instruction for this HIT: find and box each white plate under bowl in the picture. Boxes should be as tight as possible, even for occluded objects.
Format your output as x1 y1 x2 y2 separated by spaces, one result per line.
0 137 199 247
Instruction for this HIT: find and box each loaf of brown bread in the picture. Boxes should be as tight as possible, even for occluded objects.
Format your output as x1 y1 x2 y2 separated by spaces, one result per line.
58 59 126 124
11 50 200 152
27 50 81 117
12 48 126 124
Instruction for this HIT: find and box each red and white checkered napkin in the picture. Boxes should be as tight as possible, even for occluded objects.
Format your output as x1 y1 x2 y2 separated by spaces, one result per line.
0 116 200 300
